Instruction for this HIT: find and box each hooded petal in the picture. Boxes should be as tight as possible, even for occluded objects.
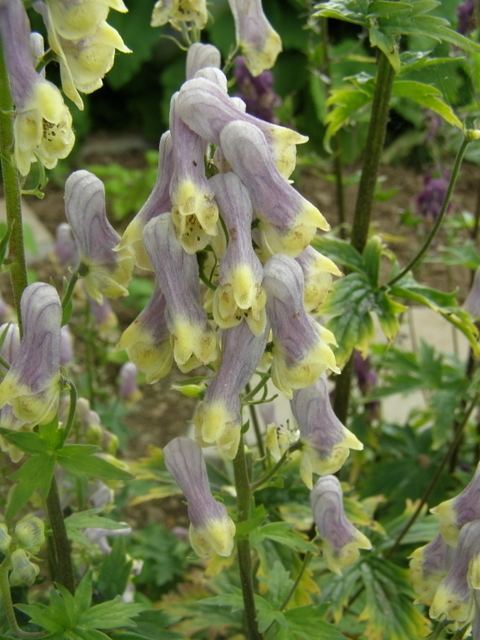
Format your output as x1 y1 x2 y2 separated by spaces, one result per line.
209 172 266 335
151 0 207 30
186 42 221 79
311 475 371 574
296 246 341 313
410 534 453 606
54 222 79 269
464 268 480 318
292 376 363 488
0 323 21 366
65 170 134 301
118 362 141 403
164 437 235 557
45 0 127 40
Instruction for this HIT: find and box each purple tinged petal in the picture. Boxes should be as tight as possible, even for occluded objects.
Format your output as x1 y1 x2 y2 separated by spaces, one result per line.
292 376 363 488
54 222 79 269
295 246 341 313
263 255 338 397
0 323 21 365
164 437 235 557
464 268 480 318
410 534 453 606
234 55 281 122
65 170 134 301
194 320 269 459
60 325 74 366
143 214 217 370
119 131 173 270
194 67 228 92
118 362 141 403
186 43 221 79
209 172 266 335
310 475 371 574
88 295 118 339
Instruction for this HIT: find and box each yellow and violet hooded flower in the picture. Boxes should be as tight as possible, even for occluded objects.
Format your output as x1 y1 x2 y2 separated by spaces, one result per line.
292 376 363 489
65 170 134 302
410 534 453 607
0 283 61 432
296 247 341 314
0 0 74 176
169 93 219 254
143 214 217 371
151 0 208 31
194 319 269 459
311 475 371 574
164 437 235 557
177 76 307 179
0 323 22 462
431 462 480 545
263 255 338 398
186 42 221 80
45 0 127 40
119 131 173 270
209 172 266 336
227 0 282 76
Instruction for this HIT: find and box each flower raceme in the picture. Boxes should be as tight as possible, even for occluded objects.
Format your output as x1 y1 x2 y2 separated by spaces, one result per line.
164 437 235 557
65 170 134 302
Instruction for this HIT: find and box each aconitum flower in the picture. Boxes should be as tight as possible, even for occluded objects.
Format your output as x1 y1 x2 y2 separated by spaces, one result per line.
194 320 269 459
220 121 327 255
295 246 341 313
263 255 338 398
54 223 79 269
227 0 282 76
0 0 74 175
186 42 221 79
415 174 448 222
0 323 21 365
292 376 363 489
410 534 453 606
118 362 142 404
164 437 235 557
176 77 308 178
430 521 480 624
464 268 480 318
119 131 173 270
14 515 45 553
310 475 371 574
151 0 208 31
169 93 219 254
209 172 266 335
143 215 217 371
0 283 61 427
45 0 127 40
9 548 39 587
234 56 280 122
431 463 480 545
65 170 134 302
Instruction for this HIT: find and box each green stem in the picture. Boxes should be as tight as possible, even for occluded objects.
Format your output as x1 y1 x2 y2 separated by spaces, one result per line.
333 51 395 423
388 137 470 287
46 477 75 592
251 442 301 491
233 434 262 640
248 399 266 462
0 560 45 638
0 40 28 333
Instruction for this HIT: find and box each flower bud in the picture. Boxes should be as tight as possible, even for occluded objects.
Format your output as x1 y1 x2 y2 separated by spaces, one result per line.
9 548 39 587
295 247 341 313
118 362 141 404
151 0 207 31
143 215 217 371
45 0 127 40
311 475 371 574
410 534 453 606
292 376 362 488
194 320 268 459
164 437 236 557
464 268 480 318
186 42 221 79
0 523 12 554
65 170 134 302
227 0 282 76
209 173 266 335
54 222 79 269
14 515 45 553
263 255 338 398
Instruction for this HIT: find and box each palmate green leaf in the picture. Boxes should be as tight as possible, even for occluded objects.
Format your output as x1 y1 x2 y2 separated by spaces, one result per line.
251 522 315 553
57 444 131 481
314 0 369 25
324 84 373 148
311 237 364 273
392 80 462 129
0 429 50 454
79 599 145 630
6 453 55 520
274 606 348 640
111 611 182 640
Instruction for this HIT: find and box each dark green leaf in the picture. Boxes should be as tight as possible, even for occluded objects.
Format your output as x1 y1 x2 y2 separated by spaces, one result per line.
57 445 131 481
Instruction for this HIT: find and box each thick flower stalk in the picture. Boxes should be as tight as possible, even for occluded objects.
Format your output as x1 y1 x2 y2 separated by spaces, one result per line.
143 214 217 370
310 475 371 574
164 437 235 557
227 0 282 76
209 172 267 335
0 0 74 175
194 320 269 459
263 255 338 398
291 376 363 489
295 246 341 314
65 170 134 302
410 534 453 607
151 0 208 31
119 131 173 270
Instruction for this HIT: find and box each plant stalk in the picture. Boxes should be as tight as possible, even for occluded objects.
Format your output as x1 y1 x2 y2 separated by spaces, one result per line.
46 477 75 592
333 51 395 423
233 434 262 639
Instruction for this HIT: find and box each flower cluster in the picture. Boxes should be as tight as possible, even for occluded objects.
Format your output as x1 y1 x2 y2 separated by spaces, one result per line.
410 464 480 629
0 514 45 587
0 0 128 175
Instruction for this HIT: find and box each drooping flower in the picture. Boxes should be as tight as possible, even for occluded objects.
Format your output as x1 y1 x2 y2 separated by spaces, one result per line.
209 172 266 335
227 0 282 76
310 475 371 574
234 56 280 122
14 515 45 553
291 376 363 488
169 93 219 254
0 0 74 175
0 283 61 427
119 131 173 270
186 42 221 80
9 548 39 587
415 173 449 222
65 170 134 302
143 214 217 370
263 255 338 398
54 222 79 269
176 76 308 178
410 534 453 606
194 320 269 459
118 362 142 404
220 121 327 255
464 268 480 318
352 351 380 419
164 437 235 557
45 0 127 40
431 463 480 545
295 246 341 313
151 0 208 31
